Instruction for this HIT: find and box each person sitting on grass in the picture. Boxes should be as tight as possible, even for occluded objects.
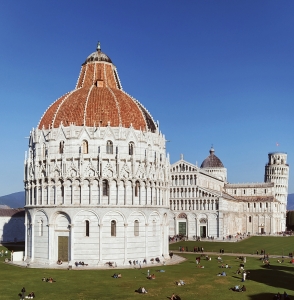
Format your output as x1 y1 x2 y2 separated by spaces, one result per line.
137 287 147 294
176 280 185 285
46 277 56 283
147 273 155 279
217 271 226 276
26 291 35 299
170 293 181 300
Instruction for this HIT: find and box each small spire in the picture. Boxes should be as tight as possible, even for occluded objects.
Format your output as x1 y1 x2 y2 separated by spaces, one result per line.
97 41 101 52
210 144 215 155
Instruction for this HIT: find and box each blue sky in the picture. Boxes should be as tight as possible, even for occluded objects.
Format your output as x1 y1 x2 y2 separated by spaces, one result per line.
0 0 293 195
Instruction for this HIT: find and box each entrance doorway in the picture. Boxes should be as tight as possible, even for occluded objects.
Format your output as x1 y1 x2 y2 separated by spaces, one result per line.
260 227 265 234
200 226 206 238
178 222 186 236
58 236 68 261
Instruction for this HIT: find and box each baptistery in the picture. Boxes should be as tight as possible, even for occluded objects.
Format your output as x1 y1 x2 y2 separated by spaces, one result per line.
24 43 170 266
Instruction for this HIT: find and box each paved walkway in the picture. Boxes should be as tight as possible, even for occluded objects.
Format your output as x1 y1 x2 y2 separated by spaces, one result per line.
7 254 186 270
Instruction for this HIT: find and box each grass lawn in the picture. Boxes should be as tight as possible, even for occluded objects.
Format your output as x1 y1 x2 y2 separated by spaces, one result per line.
0 237 294 300
169 236 294 256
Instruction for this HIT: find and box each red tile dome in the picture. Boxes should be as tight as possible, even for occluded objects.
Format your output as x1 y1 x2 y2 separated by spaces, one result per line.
38 43 157 132
200 147 224 168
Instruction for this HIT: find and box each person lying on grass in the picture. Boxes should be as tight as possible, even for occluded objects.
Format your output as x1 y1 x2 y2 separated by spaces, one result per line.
176 280 185 285
229 285 246 292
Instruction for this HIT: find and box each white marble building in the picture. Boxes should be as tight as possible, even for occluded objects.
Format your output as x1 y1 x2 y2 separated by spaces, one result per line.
169 149 289 238
24 44 170 266
23 44 289 267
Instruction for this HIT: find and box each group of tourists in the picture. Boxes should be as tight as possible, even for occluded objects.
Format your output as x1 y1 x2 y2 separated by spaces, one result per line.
18 287 35 299
42 277 56 283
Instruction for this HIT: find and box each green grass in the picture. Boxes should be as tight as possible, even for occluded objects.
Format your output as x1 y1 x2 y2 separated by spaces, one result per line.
1 237 294 300
169 236 294 256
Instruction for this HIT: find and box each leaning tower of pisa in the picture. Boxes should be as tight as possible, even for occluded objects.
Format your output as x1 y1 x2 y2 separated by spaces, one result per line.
265 152 289 206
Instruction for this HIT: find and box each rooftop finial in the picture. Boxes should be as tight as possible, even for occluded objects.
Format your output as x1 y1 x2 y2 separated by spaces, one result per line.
97 41 101 52
210 144 215 155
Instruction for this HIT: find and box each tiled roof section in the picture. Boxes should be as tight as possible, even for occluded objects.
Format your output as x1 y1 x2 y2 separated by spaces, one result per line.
53 88 89 127
38 47 157 132
234 196 275 202
0 208 25 217
222 192 237 201
85 87 120 127
38 93 70 129
225 182 274 188
201 153 224 168
135 100 157 132
76 64 86 88
201 147 224 168
104 64 118 89
111 90 148 130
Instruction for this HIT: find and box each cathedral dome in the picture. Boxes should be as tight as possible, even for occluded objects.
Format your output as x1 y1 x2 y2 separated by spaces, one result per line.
38 43 157 132
200 147 224 168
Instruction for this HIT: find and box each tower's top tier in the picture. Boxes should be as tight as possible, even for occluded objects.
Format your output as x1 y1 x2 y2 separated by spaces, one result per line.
267 152 288 166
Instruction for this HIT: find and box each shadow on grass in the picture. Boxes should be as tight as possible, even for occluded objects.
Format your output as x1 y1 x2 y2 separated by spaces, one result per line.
248 292 286 300
248 263 294 291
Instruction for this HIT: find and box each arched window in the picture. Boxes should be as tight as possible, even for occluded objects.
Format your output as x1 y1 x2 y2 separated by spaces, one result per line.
106 140 113 154
82 140 88 154
111 220 116 236
135 181 140 197
134 220 139 236
59 141 64 154
249 216 252 223
85 220 89 237
129 142 134 155
102 180 109 196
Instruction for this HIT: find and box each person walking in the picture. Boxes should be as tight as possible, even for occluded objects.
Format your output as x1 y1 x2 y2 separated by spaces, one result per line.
242 271 247 282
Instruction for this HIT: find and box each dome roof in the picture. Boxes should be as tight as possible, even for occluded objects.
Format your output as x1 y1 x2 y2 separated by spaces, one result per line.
200 147 224 168
38 43 157 132
83 42 112 64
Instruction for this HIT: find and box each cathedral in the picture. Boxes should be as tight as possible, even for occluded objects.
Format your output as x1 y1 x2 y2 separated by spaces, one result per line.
23 44 289 266
169 149 289 239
